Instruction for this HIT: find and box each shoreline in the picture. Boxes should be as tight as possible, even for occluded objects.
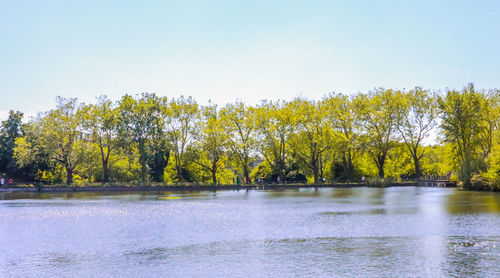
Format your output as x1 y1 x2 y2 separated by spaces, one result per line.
0 182 457 193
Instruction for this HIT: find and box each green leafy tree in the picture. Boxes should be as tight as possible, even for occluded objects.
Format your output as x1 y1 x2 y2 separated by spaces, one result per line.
254 100 291 181
395 87 439 178
13 122 53 182
193 104 228 185
323 93 360 180
164 96 199 182
147 134 170 183
355 89 401 178
117 93 165 183
384 141 414 179
81 96 120 182
73 141 101 183
287 98 332 183
439 84 489 187
221 101 256 183
15 97 83 184
0 110 24 177
478 90 500 159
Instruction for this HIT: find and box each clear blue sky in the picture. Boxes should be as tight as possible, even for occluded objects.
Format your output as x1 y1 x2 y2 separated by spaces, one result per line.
1 0 499 119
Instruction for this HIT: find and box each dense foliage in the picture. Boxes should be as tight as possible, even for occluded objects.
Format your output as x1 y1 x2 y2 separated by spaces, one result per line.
1 84 499 190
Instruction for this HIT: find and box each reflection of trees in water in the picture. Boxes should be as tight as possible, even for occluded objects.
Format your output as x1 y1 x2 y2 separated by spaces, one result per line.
446 190 500 214
363 188 386 205
1 190 220 202
264 188 299 198
265 187 390 206
264 188 321 198
330 188 355 199
328 187 386 204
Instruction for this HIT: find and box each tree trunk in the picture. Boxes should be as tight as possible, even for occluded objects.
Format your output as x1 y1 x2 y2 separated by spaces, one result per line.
66 167 73 185
138 140 147 184
311 156 319 183
140 159 147 184
100 145 110 183
413 157 422 178
211 170 217 185
378 166 385 179
377 154 386 178
342 151 354 180
461 152 473 189
102 159 110 183
243 166 250 184
176 165 183 182
312 164 319 184
347 151 354 179
277 160 285 183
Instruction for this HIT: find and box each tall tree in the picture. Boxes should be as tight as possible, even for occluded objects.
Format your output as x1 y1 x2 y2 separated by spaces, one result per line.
323 93 360 180
164 96 199 182
15 97 82 184
0 110 24 177
193 104 227 184
117 93 165 183
254 100 291 181
287 98 332 183
439 84 488 187
81 96 119 182
147 132 170 183
395 87 439 178
221 101 255 183
478 90 500 159
14 125 52 181
355 89 400 178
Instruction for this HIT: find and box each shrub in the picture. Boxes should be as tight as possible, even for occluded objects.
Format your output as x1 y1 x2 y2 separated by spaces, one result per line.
366 177 387 187
470 174 492 191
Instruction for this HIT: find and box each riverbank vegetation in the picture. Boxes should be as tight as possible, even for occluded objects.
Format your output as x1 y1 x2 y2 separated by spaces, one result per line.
1 83 499 190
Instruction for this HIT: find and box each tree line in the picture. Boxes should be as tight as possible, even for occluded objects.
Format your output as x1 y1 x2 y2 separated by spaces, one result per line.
1 83 499 190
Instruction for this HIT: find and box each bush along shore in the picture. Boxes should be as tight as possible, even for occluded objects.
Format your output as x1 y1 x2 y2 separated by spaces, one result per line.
1 83 499 191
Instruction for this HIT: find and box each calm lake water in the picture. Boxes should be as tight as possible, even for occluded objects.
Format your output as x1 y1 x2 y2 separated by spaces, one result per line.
1 187 500 277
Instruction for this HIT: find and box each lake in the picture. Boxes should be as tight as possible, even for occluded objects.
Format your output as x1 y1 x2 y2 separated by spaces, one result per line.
1 187 500 277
